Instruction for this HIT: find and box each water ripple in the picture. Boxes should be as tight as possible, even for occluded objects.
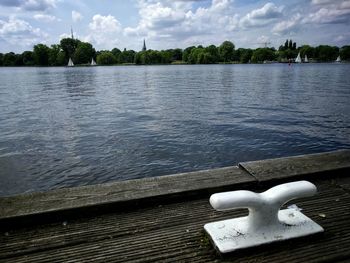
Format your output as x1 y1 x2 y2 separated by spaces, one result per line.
0 64 349 196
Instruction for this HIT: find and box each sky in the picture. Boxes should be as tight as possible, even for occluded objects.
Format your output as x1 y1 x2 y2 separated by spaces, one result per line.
0 0 349 53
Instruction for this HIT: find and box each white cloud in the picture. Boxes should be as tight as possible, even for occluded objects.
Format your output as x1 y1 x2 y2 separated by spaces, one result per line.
89 14 121 32
59 33 71 39
184 0 238 33
341 1 350 9
239 2 283 28
140 2 185 30
0 0 58 11
84 14 122 49
311 0 343 5
335 35 345 42
1 0 348 52
59 32 82 40
0 0 22 7
0 16 48 47
307 0 350 24
24 0 57 11
272 13 302 35
311 0 350 10
124 1 187 38
303 7 350 24
124 0 239 48
34 13 60 22
334 33 350 46
272 0 350 36
247 2 282 19
72 10 83 23
0 16 36 35
257 35 270 44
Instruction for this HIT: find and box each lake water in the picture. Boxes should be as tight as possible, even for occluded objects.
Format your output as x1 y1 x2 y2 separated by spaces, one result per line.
0 64 349 196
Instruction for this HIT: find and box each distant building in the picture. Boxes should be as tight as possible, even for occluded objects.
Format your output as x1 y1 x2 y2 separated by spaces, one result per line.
142 39 147 51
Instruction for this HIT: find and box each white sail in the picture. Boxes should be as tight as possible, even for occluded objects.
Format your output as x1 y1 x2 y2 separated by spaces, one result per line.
295 52 302 63
67 57 74 67
304 55 308 63
336 55 341 62
91 58 97 66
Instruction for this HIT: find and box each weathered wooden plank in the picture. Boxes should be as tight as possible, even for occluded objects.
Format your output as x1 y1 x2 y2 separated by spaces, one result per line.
2 150 349 222
0 166 253 221
239 149 350 182
1 151 350 262
1 177 349 263
0 202 230 258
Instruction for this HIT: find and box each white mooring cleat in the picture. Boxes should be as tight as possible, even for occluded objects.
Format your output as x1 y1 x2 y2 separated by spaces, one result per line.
204 181 324 253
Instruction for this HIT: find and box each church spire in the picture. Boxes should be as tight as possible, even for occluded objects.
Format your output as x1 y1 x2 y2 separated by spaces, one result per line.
71 26 74 39
142 39 146 51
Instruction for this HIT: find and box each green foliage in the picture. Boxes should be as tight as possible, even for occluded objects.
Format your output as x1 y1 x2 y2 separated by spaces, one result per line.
205 45 219 62
60 38 81 61
188 47 204 64
47 45 61 66
96 51 116 65
219 41 235 62
200 51 216 64
340 46 350 61
147 50 160 64
133 52 141 64
74 42 96 64
299 45 314 59
56 51 66 66
278 39 297 60
251 48 277 63
134 50 150 64
236 48 253 63
15 54 24 66
288 39 293 49
33 44 50 66
170 48 183 61
111 48 121 63
0 37 348 67
3 52 16 66
180 45 219 64
134 49 174 65
183 46 195 62
22 51 34 66
314 45 339 61
161 50 173 63
119 49 136 64
189 48 202 64
278 49 297 60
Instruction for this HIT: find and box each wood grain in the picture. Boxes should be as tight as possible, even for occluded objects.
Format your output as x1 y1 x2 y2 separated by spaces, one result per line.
0 178 349 263
0 166 253 220
239 149 350 182
1 150 350 262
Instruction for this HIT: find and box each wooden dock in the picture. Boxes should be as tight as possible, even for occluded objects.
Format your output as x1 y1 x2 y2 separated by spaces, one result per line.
1 149 350 262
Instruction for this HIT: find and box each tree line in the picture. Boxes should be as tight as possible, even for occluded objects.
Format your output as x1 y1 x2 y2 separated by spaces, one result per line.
0 38 349 66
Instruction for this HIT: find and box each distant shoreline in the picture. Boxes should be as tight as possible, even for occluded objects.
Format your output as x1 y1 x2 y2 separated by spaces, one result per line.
0 61 349 67
1 38 348 67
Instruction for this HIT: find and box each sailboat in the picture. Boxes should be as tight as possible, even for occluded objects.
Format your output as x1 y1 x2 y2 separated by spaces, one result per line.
304 54 308 63
91 58 97 66
67 57 74 67
295 52 302 63
335 55 341 63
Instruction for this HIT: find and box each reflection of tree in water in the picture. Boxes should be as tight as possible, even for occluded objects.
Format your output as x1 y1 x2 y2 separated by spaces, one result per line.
219 66 235 89
63 68 96 98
